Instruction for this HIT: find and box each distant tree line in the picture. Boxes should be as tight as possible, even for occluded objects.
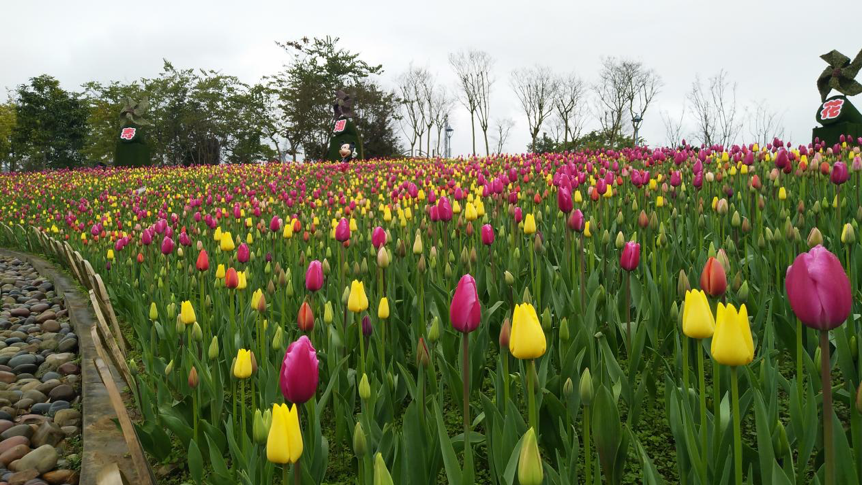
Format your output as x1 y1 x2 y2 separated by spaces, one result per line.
0 36 402 171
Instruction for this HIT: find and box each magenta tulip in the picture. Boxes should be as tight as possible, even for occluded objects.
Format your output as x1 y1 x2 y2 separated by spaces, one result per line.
557 187 573 214
437 197 453 222
335 218 350 242
372 226 387 248
831 162 849 185
567 209 584 233
481 224 495 246
237 243 250 263
450 274 481 333
141 229 153 246
279 336 319 404
786 245 851 330
305 260 323 292
160 236 174 255
269 216 281 233
620 241 640 271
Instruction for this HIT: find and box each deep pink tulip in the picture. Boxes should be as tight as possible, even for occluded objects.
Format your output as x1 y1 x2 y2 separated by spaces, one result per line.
514 207 523 224
831 162 849 185
786 245 851 330
270 216 281 233
620 241 640 271
160 236 174 255
279 336 319 404
237 243 250 263
596 179 608 195
557 187 573 214
437 197 453 222
372 226 387 248
568 209 585 232
141 229 153 246
450 274 481 333
481 224 495 245
305 260 323 292
335 218 350 242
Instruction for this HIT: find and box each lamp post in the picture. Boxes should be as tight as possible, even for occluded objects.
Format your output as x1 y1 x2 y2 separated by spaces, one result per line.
445 117 454 158
632 113 643 147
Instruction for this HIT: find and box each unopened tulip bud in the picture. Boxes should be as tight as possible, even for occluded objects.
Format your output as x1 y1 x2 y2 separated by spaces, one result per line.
773 421 789 457
580 368 593 406
374 452 394 485
615 231 625 249
175 315 184 334
149 302 158 321
377 246 389 268
731 211 741 227
444 263 453 278
814 346 822 375
192 321 203 341
188 366 198 388
416 338 430 368
563 377 574 398
428 316 440 342
342 285 351 305
807 227 823 247
324 301 334 324
738 281 749 302
208 336 219 360
517 428 543 485
165 359 174 376
505 271 515 285
559 317 570 341
359 373 371 400
678 270 690 298
541 307 552 331
353 422 367 457
843 223 856 244
856 382 862 414
522 286 532 306
670 301 679 325
272 326 283 350
253 409 269 445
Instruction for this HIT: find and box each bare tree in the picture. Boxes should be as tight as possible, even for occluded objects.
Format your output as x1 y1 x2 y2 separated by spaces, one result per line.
554 72 587 149
593 57 661 147
397 65 429 156
430 87 453 156
449 49 495 155
492 118 515 154
511 65 558 151
747 99 785 147
660 103 686 147
687 70 741 147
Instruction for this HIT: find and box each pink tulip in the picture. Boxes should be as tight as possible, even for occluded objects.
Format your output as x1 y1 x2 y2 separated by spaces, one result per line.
280 336 319 404
568 209 585 233
786 245 851 330
831 162 849 185
141 229 153 246
335 218 350 242
160 236 174 255
372 226 387 248
450 274 481 333
620 241 640 271
270 216 281 233
481 224 495 246
557 187 573 214
437 197 453 222
237 243 250 263
305 260 323 292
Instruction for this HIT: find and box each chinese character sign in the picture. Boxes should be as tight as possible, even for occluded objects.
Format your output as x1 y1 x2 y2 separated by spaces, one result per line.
820 99 845 120
120 127 137 141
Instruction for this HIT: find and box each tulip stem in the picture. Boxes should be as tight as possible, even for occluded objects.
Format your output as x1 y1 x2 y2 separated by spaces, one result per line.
682 336 690 392
796 318 803 401
462 334 471 452
579 233 586 312
240 378 247 456
192 387 198 443
821 329 835 485
712 359 721 471
625 271 631 353
697 341 708 483
502 349 510 405
584 404 592 485
284 463 289 485
527 359 537 431
731 366 742 485
358 313 366 376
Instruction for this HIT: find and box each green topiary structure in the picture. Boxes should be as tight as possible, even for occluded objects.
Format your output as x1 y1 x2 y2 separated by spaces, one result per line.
114 98 152 167
813 49 862 145
326 90 363 162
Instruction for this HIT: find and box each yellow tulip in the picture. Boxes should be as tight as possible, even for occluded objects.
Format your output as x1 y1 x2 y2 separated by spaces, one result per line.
107 249 114 261
465 202 478 221
234 349 253 378
584 221 592 238
710 303 754 366
220 231 235 252
778 187 787 200
348 280 369 313
266 403 303 464
180 301 196 325
238 271 247 290
523 214 537 235
509 303 546 359
251 289 263 309
214 227 222 241
682 290 715 339
216 264 226 279
283 224 293 239
378 297 390 320
656 196 664 208
350 218 358 232
149 302 158 320
574 191 583 203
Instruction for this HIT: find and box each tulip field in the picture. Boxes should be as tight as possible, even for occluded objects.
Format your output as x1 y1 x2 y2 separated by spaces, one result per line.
1 138 862 485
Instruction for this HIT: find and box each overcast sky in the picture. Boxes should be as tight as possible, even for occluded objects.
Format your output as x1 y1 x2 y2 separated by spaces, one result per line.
2 0 861 156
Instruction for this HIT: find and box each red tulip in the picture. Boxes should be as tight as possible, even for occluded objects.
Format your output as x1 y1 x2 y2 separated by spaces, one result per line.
831 162 850 185
225 268 239 289
620 241 640 271
700 257 727 297
786 245 851 330
557 187 573 214
335 218 350 242
280 336 319 404
297 301 314 331
160 236 174 255
450 274 481 333
481 224 495 246
305 260 323 292
196 249 209 272
372 226 387 248
237 243 250 263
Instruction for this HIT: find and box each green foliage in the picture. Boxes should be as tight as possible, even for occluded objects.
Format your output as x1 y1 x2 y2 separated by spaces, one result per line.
12 75 88 171
0 101 15 170
528 129 636 153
